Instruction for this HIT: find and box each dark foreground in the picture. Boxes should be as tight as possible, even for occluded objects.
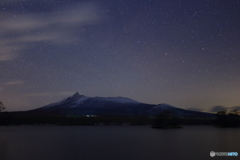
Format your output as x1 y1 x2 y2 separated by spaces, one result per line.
0 111 216 126
0 125 239 160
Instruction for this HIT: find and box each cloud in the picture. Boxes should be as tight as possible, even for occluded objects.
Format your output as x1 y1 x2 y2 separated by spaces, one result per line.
232 106 240 110
0 44 25 61
209 105 240 112
210 106 228 112
0 53 17 61
2 0 26 2
1 3 100 32
4 80 25 85
0 2 102 58
24 91 75 97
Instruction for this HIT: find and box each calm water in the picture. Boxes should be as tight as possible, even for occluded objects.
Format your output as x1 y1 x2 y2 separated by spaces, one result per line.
0 125 239 160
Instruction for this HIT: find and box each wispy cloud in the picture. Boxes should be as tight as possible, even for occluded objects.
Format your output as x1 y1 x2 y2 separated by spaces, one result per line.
210 105 240 113
0 43 25 61
3 0 26 2
4 80 25 85
24 91 75 97
0 53 17 61
0 2 102 60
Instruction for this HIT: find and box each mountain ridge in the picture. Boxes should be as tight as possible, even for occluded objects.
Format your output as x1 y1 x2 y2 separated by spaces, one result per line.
30 92 214 118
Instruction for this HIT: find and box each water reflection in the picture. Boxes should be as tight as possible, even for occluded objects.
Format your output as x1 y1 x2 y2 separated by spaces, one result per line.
0 140 8 160
0 126 240 160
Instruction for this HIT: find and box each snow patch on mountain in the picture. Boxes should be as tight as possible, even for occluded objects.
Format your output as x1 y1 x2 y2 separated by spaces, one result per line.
40 92 140 109
147 103 177 114
92 96 140 104
41 92 86 109
68 96 90 108
152 103 176 110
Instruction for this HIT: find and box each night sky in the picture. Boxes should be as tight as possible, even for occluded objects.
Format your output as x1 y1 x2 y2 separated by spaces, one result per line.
1 0 240 112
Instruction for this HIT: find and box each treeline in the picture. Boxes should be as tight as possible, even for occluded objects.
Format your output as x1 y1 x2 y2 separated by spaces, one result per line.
152 110 240 128
0 111 216 126
152 110 216 128
216 110 240 127
0 112 151 126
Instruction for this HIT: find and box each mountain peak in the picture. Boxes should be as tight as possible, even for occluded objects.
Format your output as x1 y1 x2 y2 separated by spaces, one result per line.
70 92 84 99
72 92 80 97
74 92 79 95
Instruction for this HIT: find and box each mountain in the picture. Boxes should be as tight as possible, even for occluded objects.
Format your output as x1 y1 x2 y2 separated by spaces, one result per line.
29 92 214 118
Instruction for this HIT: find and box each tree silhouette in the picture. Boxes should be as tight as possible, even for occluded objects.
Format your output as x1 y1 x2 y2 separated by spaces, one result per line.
0 102 5 112
228 110 240 127
0 102 9 125
216 109 240 127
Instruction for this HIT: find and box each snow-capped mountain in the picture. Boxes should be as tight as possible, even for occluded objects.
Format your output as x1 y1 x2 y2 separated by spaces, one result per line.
41 92 140 109
41 92 90 109
30 92 214 118
92 96 140 104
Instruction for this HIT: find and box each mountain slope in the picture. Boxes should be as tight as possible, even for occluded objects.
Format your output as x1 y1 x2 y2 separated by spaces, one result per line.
29 92 214 118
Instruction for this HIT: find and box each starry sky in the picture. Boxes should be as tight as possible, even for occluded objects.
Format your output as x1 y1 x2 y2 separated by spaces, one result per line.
1 0 240 112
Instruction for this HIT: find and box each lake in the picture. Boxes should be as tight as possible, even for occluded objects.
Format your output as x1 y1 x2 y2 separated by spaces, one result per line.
0 126 239 160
